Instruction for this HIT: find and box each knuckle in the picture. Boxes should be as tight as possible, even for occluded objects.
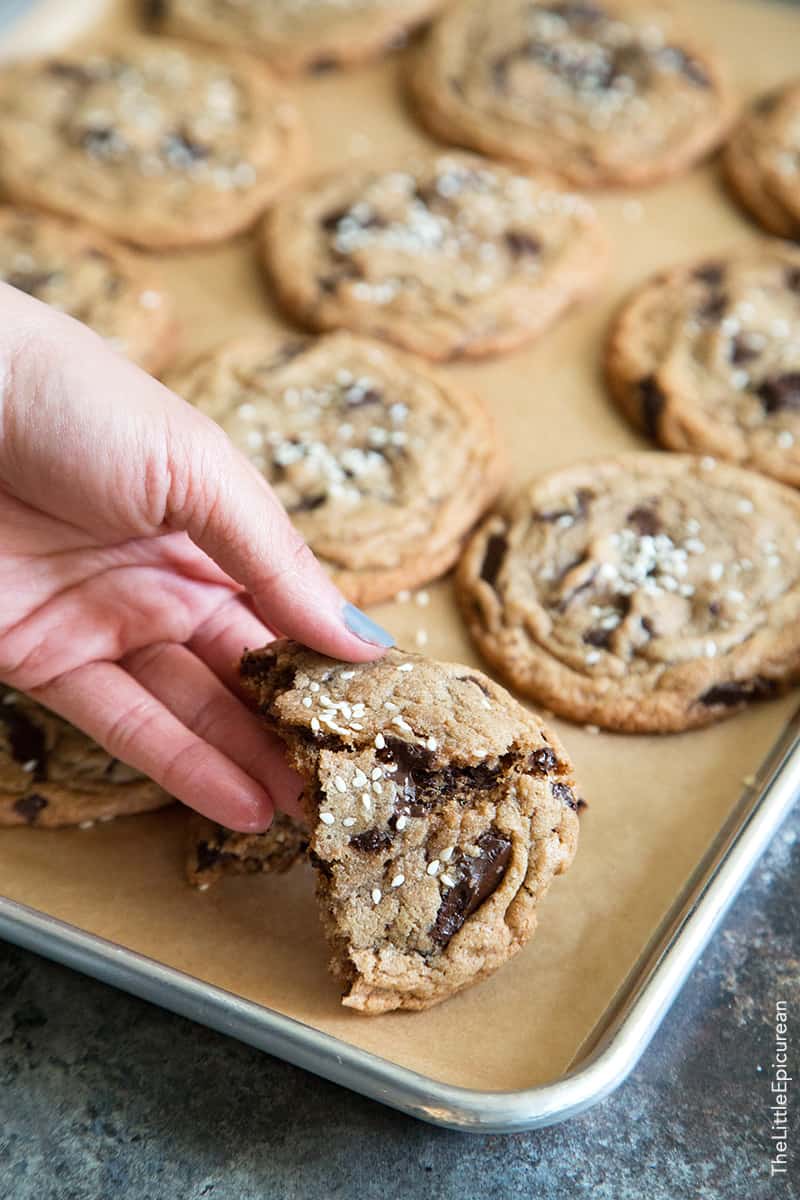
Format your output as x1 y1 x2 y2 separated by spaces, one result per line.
164 417 233 536
188 693 225 743
122 642 172 678
160 740 208 798
260 529 317 595
103 695 163 765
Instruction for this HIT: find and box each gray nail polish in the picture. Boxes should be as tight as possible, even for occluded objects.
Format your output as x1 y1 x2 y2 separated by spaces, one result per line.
343 603 395 648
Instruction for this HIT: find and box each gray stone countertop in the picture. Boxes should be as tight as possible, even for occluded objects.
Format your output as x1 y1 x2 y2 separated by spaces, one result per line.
1 803 797 1200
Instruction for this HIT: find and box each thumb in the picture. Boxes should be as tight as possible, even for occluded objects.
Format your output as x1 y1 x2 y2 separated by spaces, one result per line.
0 289 394 662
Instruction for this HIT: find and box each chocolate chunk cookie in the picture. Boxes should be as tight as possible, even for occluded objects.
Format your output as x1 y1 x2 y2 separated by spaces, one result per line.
0 39 306 249
0 687 171 828
167 330 503 604
240 641 579 1013
0 207 177 373
408 0 734 189
185 811 308 887
263 153 607 360
457 454 800 733
606 243 800 487
724 81 800 239
152 0 446 75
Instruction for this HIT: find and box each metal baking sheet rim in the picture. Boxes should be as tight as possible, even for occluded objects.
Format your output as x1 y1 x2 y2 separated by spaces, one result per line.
1 710 798 1133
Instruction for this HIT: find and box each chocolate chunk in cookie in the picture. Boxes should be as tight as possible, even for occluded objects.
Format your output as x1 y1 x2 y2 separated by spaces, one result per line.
167 330 503 605
606 244 800 487
263 152 607 360
240 642 579 1013
0 207 177 372
407 0 734 189
185 811 308 888
457 454 800 732
0 40 307 249
152 0 446 76
0 688 171 827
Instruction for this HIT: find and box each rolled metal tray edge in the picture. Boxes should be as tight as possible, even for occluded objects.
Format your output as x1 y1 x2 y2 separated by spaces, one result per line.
1 707 798 1133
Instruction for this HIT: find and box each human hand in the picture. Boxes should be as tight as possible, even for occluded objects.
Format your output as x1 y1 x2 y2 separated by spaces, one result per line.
0 286 393 830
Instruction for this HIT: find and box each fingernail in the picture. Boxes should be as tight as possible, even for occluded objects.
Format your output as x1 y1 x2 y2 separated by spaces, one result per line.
342 603 395 648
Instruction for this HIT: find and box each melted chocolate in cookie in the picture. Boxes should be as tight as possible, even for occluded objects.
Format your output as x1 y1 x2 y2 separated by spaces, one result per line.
537 487 594 525
162 129 210 166
0 704 46 780
504 231 542 258
528 746 558 775
492 3 709 101
627 505 661 537
430 829 512 947
480 532 508 588
756 374 800 414
699 677 778 707
639 376 665 439
552 780 578 810
380 737 504 825
195 838 235 874
349 828 393 853
698 290 728 323
693 262 725 287
729 333 762 366
12 793 48 823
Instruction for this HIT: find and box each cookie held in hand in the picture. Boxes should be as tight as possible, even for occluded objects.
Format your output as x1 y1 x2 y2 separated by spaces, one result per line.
240 641 580 1013
458 454 800 733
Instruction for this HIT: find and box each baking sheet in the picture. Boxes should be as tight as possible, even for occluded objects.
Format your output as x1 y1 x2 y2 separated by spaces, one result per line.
1 0 799 1096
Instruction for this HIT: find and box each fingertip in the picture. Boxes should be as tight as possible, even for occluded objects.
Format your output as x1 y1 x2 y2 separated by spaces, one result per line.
192 785 274 833
266 601 395 664
341 604 395 652
233 807 275 834
268 776 305 822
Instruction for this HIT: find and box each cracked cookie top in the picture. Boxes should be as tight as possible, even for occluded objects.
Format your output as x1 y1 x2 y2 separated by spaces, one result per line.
724 80 800 239
458 454 800 732
264 152 607 359
168 330 502 604
607 244 800 487
409 0 734 188
0 39 306 248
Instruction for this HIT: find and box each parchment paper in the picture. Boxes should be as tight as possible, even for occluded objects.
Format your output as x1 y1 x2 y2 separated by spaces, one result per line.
1 0 798 1093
